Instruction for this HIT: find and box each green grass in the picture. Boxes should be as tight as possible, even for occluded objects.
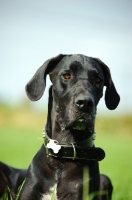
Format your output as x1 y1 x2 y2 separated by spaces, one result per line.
0 104 132 199
95 116 132 199
96 134 132 200
0 125 42 167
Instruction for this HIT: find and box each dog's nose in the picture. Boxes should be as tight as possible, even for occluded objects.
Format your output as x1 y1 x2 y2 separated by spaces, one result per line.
75 95 94 109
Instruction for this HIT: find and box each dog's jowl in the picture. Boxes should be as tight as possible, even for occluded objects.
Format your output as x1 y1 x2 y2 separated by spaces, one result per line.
19 54 120 200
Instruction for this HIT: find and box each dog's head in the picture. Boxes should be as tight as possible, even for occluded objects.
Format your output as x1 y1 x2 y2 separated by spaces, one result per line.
26 54 120 132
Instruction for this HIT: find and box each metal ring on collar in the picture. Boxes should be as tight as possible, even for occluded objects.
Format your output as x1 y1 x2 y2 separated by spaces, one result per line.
71 143 76 160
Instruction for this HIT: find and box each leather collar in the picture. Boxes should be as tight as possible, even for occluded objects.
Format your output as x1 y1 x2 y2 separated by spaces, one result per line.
43 129 105 161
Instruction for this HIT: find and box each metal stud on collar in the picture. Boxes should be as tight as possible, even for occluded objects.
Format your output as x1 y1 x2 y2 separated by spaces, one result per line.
43 128 62 154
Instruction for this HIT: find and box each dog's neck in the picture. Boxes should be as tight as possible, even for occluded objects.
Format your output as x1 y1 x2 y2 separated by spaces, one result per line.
46 87 95 144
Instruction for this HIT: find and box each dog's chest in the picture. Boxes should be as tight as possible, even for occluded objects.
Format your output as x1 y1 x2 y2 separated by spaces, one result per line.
41 161 83 200
42 184 57 200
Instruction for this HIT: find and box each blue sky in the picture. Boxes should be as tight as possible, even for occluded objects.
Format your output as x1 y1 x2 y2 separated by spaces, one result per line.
0 0 132 114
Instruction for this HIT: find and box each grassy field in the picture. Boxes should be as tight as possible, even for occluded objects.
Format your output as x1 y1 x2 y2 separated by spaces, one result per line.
0 104 132 199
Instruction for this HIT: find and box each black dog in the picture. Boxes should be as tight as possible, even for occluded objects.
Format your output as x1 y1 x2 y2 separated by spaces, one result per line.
0 161 27 199
19 54 120 200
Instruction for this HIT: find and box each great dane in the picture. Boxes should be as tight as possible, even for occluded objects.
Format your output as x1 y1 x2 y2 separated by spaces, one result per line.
18 54 120 199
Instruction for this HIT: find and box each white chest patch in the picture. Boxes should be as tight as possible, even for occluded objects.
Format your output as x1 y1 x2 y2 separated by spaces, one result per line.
42 184 57 200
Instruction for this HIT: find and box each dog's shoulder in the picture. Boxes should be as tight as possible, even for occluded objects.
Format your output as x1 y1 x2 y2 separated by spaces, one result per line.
28 145 59 175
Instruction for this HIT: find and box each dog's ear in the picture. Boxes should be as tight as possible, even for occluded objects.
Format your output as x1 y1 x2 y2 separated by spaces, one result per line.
95 59 120 110
25 54 66 101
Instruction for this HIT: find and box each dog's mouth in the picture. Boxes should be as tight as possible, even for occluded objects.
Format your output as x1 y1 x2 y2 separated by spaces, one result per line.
65 114 94 131
67 118 88 130
58 106 96 132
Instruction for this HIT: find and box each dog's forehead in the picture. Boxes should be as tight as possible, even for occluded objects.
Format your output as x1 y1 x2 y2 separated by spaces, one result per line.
55 54 103 73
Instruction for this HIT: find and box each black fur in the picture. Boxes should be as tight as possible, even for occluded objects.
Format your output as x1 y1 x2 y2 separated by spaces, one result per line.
0 161 27 199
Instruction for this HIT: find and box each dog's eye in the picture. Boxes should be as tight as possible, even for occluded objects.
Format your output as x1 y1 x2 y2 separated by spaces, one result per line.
95 78 101 83
63 73 71 79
